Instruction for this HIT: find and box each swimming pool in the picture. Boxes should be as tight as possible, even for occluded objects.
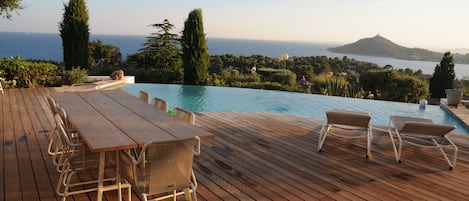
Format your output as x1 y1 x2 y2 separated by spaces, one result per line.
124 83 469 134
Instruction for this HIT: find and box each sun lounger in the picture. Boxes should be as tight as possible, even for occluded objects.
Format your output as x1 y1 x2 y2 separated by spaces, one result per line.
318 109 372 158
388 115 458 169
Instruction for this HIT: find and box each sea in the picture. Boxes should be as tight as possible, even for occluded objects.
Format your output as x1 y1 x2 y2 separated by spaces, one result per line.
2 31 469 78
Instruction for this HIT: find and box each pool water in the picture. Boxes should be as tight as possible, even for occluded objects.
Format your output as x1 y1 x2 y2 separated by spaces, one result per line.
124 83 469 134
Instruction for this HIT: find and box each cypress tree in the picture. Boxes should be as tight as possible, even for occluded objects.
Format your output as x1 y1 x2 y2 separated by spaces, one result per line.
59 0 90 70
181 8 209 85
429 52 455 98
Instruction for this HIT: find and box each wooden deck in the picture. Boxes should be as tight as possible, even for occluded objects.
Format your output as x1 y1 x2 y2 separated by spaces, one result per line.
2 88 469 200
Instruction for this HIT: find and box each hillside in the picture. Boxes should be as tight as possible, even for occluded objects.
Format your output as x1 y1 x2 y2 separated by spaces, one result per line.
328 35 469 64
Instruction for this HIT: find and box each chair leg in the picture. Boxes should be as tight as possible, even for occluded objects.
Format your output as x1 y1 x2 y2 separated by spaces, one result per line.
388 129 401 162
193 183 198 201
433 138 458 170
366 128 372 159
183 188 192 201
452 146 458 170
61 170 76 201
56 162 71 197
47 129 56 156
318 124 329 152
128 184 132 201
118 181 132 201
397 137 403 163
173 190 177 201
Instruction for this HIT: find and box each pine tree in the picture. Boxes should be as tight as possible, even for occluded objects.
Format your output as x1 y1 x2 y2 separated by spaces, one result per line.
0 0 23 19
139 19 180 69
181 9 210 85
60 0 89 70
429 52 456 98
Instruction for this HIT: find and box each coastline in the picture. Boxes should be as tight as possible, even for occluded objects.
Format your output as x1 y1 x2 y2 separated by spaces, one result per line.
1 31 469 78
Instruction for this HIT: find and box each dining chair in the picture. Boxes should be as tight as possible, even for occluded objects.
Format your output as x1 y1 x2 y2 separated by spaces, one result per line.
0 80 3 94
57 106 77 136
47 95 61 156
54 114 129 201
173 107 195 126
137 90 150 103
119 136 201 201
152 97 168 112
51 106 82 168
53 107 90 170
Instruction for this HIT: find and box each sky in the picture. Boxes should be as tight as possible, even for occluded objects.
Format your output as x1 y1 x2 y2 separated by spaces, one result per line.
1 0 469 51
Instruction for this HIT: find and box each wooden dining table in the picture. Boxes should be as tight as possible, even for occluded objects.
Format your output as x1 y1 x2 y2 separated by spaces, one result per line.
51 89 213 201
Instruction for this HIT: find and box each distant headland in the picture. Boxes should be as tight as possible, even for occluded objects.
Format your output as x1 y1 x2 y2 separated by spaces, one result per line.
328 35 469 64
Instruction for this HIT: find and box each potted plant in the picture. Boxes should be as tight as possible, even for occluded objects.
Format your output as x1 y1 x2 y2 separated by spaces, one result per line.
445 88 464 106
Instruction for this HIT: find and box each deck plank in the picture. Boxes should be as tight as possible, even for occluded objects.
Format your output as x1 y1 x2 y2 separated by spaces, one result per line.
3 89 22 201
2 88 469 200
0 89 4 201
23 88 59 201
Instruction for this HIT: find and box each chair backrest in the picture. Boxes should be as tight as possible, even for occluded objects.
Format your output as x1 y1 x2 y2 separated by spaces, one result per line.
0 81 4 94
54 114 81 151
137 90 149 103
47 95 58 115
326 109 371 128
57 106 75 137
400 121 456 137
174 107 195 125
152 97 168 112
145 138 196 195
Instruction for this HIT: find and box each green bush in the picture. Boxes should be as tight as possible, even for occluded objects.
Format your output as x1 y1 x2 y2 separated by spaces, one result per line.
360 70 428 102
0 57 59 88
230 81 293 91
124 67 182 83
220 71 260 85
256 67 284 77
271 71 297 87
87 65 120 76
60 67 88 85
310 75 350 96
389 75 429 103
207 73 226 86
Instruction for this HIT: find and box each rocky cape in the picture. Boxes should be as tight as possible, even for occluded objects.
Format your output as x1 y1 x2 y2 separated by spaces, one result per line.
328 35 469 64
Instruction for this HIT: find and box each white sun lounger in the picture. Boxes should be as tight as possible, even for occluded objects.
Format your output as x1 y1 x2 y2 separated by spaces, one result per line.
388 115 458 169
318 109 372 158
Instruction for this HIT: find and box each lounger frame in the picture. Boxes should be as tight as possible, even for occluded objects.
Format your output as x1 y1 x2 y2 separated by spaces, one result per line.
388 115 458 169
318 109 373 159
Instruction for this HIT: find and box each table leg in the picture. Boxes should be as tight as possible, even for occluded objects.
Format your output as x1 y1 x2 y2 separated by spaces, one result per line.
97 152 105 201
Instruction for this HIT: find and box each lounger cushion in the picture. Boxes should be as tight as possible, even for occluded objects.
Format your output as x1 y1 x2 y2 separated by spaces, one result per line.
399 121 456 137
326 109 371 128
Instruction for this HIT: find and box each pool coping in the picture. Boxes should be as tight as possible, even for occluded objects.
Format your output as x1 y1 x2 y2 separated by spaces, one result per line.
440 98 469 132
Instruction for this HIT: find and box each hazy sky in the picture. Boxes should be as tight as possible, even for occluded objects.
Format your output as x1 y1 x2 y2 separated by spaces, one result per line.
1 0 468 51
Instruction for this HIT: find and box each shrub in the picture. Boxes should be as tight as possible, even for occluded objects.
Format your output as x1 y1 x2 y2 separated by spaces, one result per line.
220 71 260 85
124 67 182 83
310 75 350 96
229 81 294 91
207 73 226 86
271 71 297 87
0 57 59 88
60 67 88 85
